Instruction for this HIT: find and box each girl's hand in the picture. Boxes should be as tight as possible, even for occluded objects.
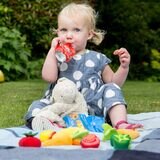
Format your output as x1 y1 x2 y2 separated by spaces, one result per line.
113 48 131 69
51 36 66 48
51 37 61 49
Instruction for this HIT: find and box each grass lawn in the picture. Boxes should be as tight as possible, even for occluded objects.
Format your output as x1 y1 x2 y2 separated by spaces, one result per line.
0 80 160 128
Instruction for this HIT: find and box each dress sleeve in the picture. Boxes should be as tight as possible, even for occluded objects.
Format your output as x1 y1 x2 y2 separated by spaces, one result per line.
98 53 111 72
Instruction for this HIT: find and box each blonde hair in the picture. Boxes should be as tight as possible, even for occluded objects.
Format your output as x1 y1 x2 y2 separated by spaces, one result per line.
58 3 106 45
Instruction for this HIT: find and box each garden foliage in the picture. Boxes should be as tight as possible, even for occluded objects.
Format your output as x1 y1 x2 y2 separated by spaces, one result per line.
95 0 160 81
0 0 159 81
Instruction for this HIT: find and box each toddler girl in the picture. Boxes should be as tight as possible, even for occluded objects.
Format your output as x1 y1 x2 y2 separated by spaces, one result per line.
24 2 142 131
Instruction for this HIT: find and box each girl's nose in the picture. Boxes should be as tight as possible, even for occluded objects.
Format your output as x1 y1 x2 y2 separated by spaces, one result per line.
66 31 73 39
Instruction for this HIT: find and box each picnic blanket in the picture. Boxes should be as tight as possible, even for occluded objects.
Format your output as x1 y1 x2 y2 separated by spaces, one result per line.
0 112 160 160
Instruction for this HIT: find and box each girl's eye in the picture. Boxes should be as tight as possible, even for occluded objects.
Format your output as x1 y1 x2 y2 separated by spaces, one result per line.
60 28 67 32
74 28 80 32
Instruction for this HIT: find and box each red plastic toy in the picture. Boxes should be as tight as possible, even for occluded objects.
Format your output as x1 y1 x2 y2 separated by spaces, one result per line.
19 132 41 147
80 134 100 148
55 43 75 62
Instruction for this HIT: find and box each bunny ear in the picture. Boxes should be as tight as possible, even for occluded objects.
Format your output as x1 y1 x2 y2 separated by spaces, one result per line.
57 77 76 87
57 77 67 82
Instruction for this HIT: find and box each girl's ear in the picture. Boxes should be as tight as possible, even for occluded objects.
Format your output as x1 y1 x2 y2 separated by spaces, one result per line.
87 30 94 40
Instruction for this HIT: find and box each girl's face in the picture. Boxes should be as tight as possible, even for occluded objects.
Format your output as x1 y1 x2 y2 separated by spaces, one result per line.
57 14 93 53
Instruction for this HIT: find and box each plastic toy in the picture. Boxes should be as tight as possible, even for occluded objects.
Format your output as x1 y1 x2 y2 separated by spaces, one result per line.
72 129 89 145
63 113 85 129
110 133 131 150
81 134 100 148
41 127 89 146
39 130 56 142
55 43 75 62
0 70 5 82
19 132 41 147
102 123 117 141
64 114 105 132
102 123 140 140
117 129 140 139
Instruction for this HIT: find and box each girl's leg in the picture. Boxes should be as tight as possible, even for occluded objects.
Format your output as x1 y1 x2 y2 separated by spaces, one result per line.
100 83 143 129
108 104 143 129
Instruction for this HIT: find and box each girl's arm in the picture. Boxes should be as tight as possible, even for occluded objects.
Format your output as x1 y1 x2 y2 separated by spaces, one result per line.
42 38 60 83
102 48 130 87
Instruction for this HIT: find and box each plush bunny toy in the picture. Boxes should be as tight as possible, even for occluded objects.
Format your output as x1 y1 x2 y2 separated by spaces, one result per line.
34 77 88 127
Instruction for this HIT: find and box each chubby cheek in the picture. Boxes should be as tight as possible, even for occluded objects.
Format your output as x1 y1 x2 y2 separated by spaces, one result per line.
72 42 85 52
74 37 88 49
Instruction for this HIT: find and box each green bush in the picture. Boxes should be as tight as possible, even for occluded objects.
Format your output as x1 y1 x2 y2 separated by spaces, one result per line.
151 49 160 70
4 0 69 58
0 3 13 27
0 27 32 81
26 58 44 80
147 49 160 82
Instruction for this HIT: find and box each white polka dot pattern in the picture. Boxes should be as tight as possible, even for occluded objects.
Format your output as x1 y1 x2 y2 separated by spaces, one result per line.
85 60 95 67
73 54 82 60
105 89 115 98
73 71 83 80
60 63 68 71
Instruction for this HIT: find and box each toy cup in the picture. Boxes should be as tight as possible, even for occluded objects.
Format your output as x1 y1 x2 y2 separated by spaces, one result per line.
55 43 75 62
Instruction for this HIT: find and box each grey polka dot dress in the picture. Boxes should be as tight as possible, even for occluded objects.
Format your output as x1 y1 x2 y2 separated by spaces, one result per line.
24 50 126 121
